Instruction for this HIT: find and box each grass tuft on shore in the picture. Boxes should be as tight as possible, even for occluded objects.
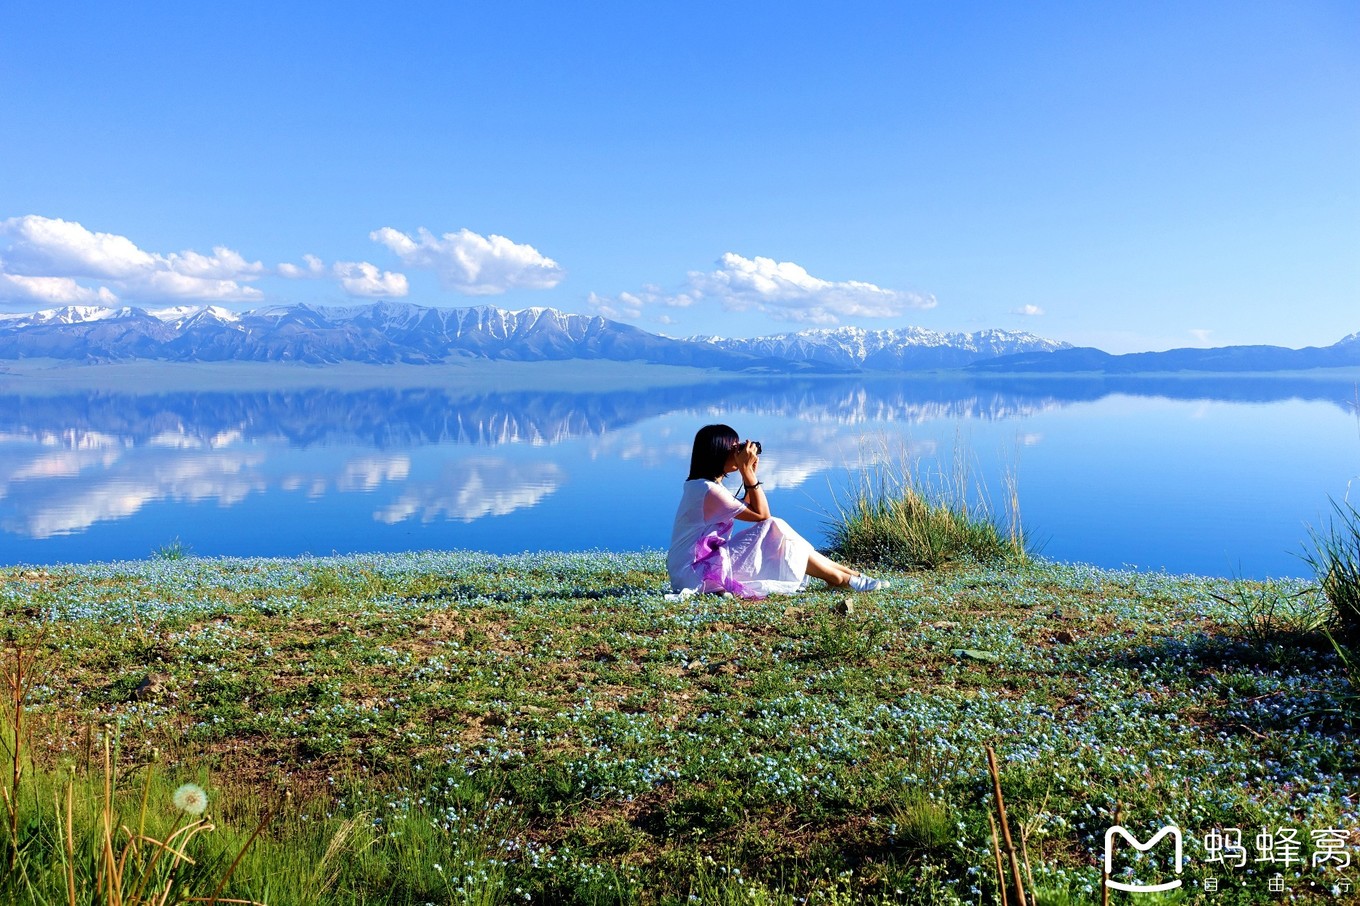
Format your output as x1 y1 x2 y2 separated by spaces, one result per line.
1307 497 1360 645
827 445 1026 571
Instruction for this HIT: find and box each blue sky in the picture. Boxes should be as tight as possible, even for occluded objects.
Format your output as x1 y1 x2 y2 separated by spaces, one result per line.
1 1 1356 352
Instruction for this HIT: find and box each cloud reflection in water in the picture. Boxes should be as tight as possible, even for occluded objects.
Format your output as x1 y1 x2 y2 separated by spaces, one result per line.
5 449 267 538
375 459 563 524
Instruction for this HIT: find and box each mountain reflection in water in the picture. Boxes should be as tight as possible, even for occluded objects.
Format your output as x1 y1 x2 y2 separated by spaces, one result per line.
1 372 1356 576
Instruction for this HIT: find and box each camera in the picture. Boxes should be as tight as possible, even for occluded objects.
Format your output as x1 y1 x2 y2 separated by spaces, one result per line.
751 441 762 454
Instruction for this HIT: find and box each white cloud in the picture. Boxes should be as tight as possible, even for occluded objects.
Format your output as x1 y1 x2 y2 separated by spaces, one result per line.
163 246 263 280
0 274 118 306
0 216 568 309
371 226 563 295
694 254 934 323
1189 328 1214 344
0 215 155 279
277 254 326 279
0 215 264 305
137 270 264 302
333 261 409 298
1012 304 1045 316
585 290 638 321
282 254 408 297
590 253 934 326
587 281 699 321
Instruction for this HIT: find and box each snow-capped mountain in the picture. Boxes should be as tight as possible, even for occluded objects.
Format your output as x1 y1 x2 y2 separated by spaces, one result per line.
0 305 145 327
146 305 243 328
692 325 1072 370
0 302 768 368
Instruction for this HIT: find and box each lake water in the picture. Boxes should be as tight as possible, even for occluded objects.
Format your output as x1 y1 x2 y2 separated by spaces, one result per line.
2 368 1357 578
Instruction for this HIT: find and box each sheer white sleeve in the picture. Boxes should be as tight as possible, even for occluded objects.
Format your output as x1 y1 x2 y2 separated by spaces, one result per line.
703 481 748 523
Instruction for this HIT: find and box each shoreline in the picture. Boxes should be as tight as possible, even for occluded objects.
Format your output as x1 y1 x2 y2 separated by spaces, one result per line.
0 547 1318 582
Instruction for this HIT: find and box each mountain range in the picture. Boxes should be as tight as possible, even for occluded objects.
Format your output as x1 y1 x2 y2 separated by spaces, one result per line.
0 303 750 369
965 334 1360 374
0 302 1354 373
694 325 1071 370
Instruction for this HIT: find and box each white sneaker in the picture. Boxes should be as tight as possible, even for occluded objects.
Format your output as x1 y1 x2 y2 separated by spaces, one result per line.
848 574 889 592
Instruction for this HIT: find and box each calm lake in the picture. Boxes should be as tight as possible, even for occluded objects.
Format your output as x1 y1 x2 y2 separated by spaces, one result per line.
2 364 1357 578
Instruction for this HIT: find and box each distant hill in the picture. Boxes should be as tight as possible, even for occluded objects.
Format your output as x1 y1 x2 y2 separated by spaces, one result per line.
967 332 1360 374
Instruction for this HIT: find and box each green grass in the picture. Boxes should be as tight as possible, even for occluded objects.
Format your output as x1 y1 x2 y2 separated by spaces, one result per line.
1306 497 1360 645
1209 576 1331 650
826 448 1026 570
152 535 194 561
827 489 1024 571
1301 497 1360 728
1 550 1355 904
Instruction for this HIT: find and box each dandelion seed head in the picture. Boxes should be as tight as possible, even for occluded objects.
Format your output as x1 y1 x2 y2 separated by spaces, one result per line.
173 782 208 816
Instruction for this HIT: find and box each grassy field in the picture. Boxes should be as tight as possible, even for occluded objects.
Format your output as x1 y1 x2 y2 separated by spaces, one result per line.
1 550 1356 904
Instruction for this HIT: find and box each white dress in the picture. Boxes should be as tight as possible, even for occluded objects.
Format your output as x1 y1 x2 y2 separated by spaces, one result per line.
667 479 814 598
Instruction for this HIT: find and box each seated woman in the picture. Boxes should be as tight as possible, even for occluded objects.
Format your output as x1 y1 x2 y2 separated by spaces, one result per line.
667 423 889 598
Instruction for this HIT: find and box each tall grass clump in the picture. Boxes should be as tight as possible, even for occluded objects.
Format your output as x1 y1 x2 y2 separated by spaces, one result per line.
1305 497 1360 646
152 536 193 561
1304 498 1360 721
826 440 1027 570
1209 575 1330 648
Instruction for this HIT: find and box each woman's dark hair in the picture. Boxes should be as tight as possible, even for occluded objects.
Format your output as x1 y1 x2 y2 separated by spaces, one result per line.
688 424 739 480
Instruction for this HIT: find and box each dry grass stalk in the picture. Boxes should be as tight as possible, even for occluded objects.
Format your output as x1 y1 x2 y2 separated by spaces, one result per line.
986 745 1029 906
988 811 1009 906
1020 824 1037 906
63 782 77 906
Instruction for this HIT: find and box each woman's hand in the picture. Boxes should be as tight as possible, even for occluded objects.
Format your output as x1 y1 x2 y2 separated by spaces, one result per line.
733 439 769 520
733 439 760 472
